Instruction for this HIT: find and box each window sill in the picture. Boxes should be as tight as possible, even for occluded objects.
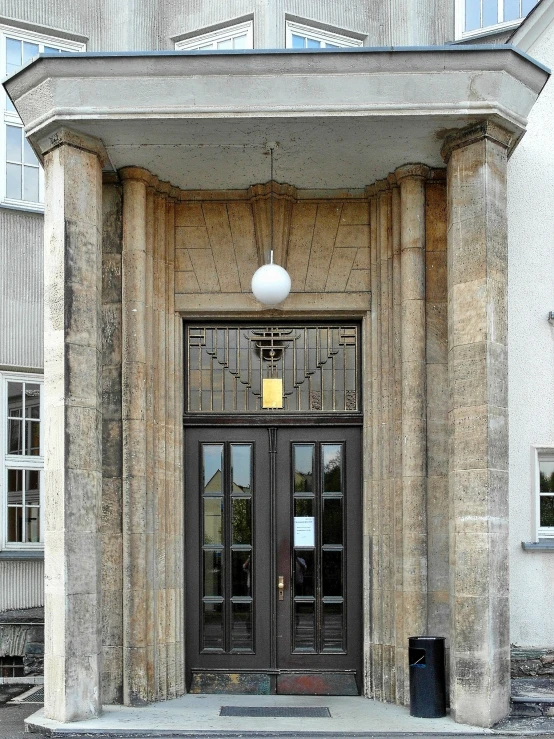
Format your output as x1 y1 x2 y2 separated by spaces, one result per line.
521 539 554 551
0 200 44 214
0 550 44 560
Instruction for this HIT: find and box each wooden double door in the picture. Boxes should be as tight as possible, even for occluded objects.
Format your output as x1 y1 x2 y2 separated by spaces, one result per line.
184 425 362 694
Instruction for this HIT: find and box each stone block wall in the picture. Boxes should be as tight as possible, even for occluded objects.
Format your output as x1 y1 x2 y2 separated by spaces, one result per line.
0 608 44 676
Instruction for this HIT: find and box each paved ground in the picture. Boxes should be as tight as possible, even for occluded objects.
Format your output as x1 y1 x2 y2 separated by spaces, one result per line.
3 684 554 739
0 685 46 739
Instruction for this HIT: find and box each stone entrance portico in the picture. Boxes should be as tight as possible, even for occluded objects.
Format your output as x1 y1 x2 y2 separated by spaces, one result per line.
4 45 548 728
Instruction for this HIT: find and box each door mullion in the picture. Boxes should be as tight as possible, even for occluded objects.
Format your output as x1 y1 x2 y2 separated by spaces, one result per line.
269 427 277 668
224 442 231 654
315 442 322 654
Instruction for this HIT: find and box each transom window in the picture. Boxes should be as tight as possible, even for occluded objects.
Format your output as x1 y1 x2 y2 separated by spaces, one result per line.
285 21 363 49
185 324 360 414
458 0 538 37
1 25 85 211
175 21 253 51
1 374 43 549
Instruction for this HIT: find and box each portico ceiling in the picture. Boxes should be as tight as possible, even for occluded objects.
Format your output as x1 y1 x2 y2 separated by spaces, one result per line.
4 46 549 190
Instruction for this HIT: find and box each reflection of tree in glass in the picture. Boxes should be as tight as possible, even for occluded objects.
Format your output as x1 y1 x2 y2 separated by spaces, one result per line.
324 450 341 492
233 499 251 545
539 471 554 492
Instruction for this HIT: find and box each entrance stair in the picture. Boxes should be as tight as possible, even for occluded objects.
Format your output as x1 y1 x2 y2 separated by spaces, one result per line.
511 677 554 717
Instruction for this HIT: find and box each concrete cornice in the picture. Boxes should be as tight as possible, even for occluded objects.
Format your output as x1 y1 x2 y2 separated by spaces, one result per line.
7 47 547 191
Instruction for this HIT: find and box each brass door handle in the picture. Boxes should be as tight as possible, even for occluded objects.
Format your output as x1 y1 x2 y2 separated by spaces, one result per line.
278 575 285 601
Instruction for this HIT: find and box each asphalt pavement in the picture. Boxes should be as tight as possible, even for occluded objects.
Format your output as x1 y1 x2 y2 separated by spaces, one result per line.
0 684 46 739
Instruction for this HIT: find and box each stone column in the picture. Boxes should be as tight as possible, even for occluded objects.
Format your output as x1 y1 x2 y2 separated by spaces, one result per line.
42 129 104 721
442 122 511 727
395 165 429 678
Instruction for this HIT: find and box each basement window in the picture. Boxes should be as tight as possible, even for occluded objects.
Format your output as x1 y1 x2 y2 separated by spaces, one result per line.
0 656 24 678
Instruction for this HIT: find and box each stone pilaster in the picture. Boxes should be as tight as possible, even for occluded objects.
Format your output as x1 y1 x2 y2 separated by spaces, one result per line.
119 167 151 705
442 122 512 727
42 129 104 721
395 165 429 685
101 173 124 704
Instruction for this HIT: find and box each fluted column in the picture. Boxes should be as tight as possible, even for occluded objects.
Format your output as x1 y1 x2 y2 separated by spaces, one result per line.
42 129 104 721
442 122 512 728
395 165 429 677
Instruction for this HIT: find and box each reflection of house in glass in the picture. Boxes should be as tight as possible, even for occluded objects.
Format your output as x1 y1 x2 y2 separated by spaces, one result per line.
204 468 251 494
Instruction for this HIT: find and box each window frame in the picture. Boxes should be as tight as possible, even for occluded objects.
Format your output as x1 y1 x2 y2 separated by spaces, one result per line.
0 24 85 212
455 0 537 40
1 372 44 551
532 446 554 541
285 20 363 49
175 20 254 51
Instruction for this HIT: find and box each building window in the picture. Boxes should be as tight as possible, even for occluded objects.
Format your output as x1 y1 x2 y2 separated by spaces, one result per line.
285 20 363 49
175 21 253 51
537 450 554 539
1 374 43 549
1 25 85 211
457 0 538 37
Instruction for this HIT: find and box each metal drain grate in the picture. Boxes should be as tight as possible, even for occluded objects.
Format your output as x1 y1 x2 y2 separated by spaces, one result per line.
220 706 331 717
8 686 44 704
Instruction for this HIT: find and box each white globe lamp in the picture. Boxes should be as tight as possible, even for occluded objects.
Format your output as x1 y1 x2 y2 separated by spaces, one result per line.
251 262 291 306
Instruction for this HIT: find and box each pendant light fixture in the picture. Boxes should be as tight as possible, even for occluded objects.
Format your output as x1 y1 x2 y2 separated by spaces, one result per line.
251 143 292 306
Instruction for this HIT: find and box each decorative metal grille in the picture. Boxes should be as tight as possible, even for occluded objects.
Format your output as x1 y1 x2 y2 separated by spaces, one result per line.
185 324 360 414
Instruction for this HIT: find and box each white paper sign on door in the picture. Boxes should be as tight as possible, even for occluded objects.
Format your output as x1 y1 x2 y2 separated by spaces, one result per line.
294 516 315 547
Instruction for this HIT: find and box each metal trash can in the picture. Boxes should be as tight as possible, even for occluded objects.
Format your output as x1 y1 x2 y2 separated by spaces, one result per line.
408 636 446 718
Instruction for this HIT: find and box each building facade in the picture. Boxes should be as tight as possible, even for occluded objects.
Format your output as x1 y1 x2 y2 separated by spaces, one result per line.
1 0 553 730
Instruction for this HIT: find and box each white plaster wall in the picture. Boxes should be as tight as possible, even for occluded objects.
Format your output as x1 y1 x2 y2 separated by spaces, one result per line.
507 19 554 647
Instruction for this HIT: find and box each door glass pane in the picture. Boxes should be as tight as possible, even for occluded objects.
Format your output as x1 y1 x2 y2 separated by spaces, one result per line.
540 496 554 527
204 498 223 544
231 444 252 493
294 498 314 517
231 602 253 651
294 550 314 597
322 550 343 597
202 602 224 650
203 550 223 597
323 445 342 492
203 445 223 493
322 602 344 651
232 498 251 544
323 498 343 545
231 550 252 597
294 445 313 492
294 602 315 651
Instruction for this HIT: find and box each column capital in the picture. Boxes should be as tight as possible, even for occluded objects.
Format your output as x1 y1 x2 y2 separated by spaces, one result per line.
37 126 109 167
119 166 155 187
441 120 514 163
387 172 399 188
394 163 431 182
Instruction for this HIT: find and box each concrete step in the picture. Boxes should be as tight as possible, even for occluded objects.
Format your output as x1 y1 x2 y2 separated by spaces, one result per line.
511 677 554 717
